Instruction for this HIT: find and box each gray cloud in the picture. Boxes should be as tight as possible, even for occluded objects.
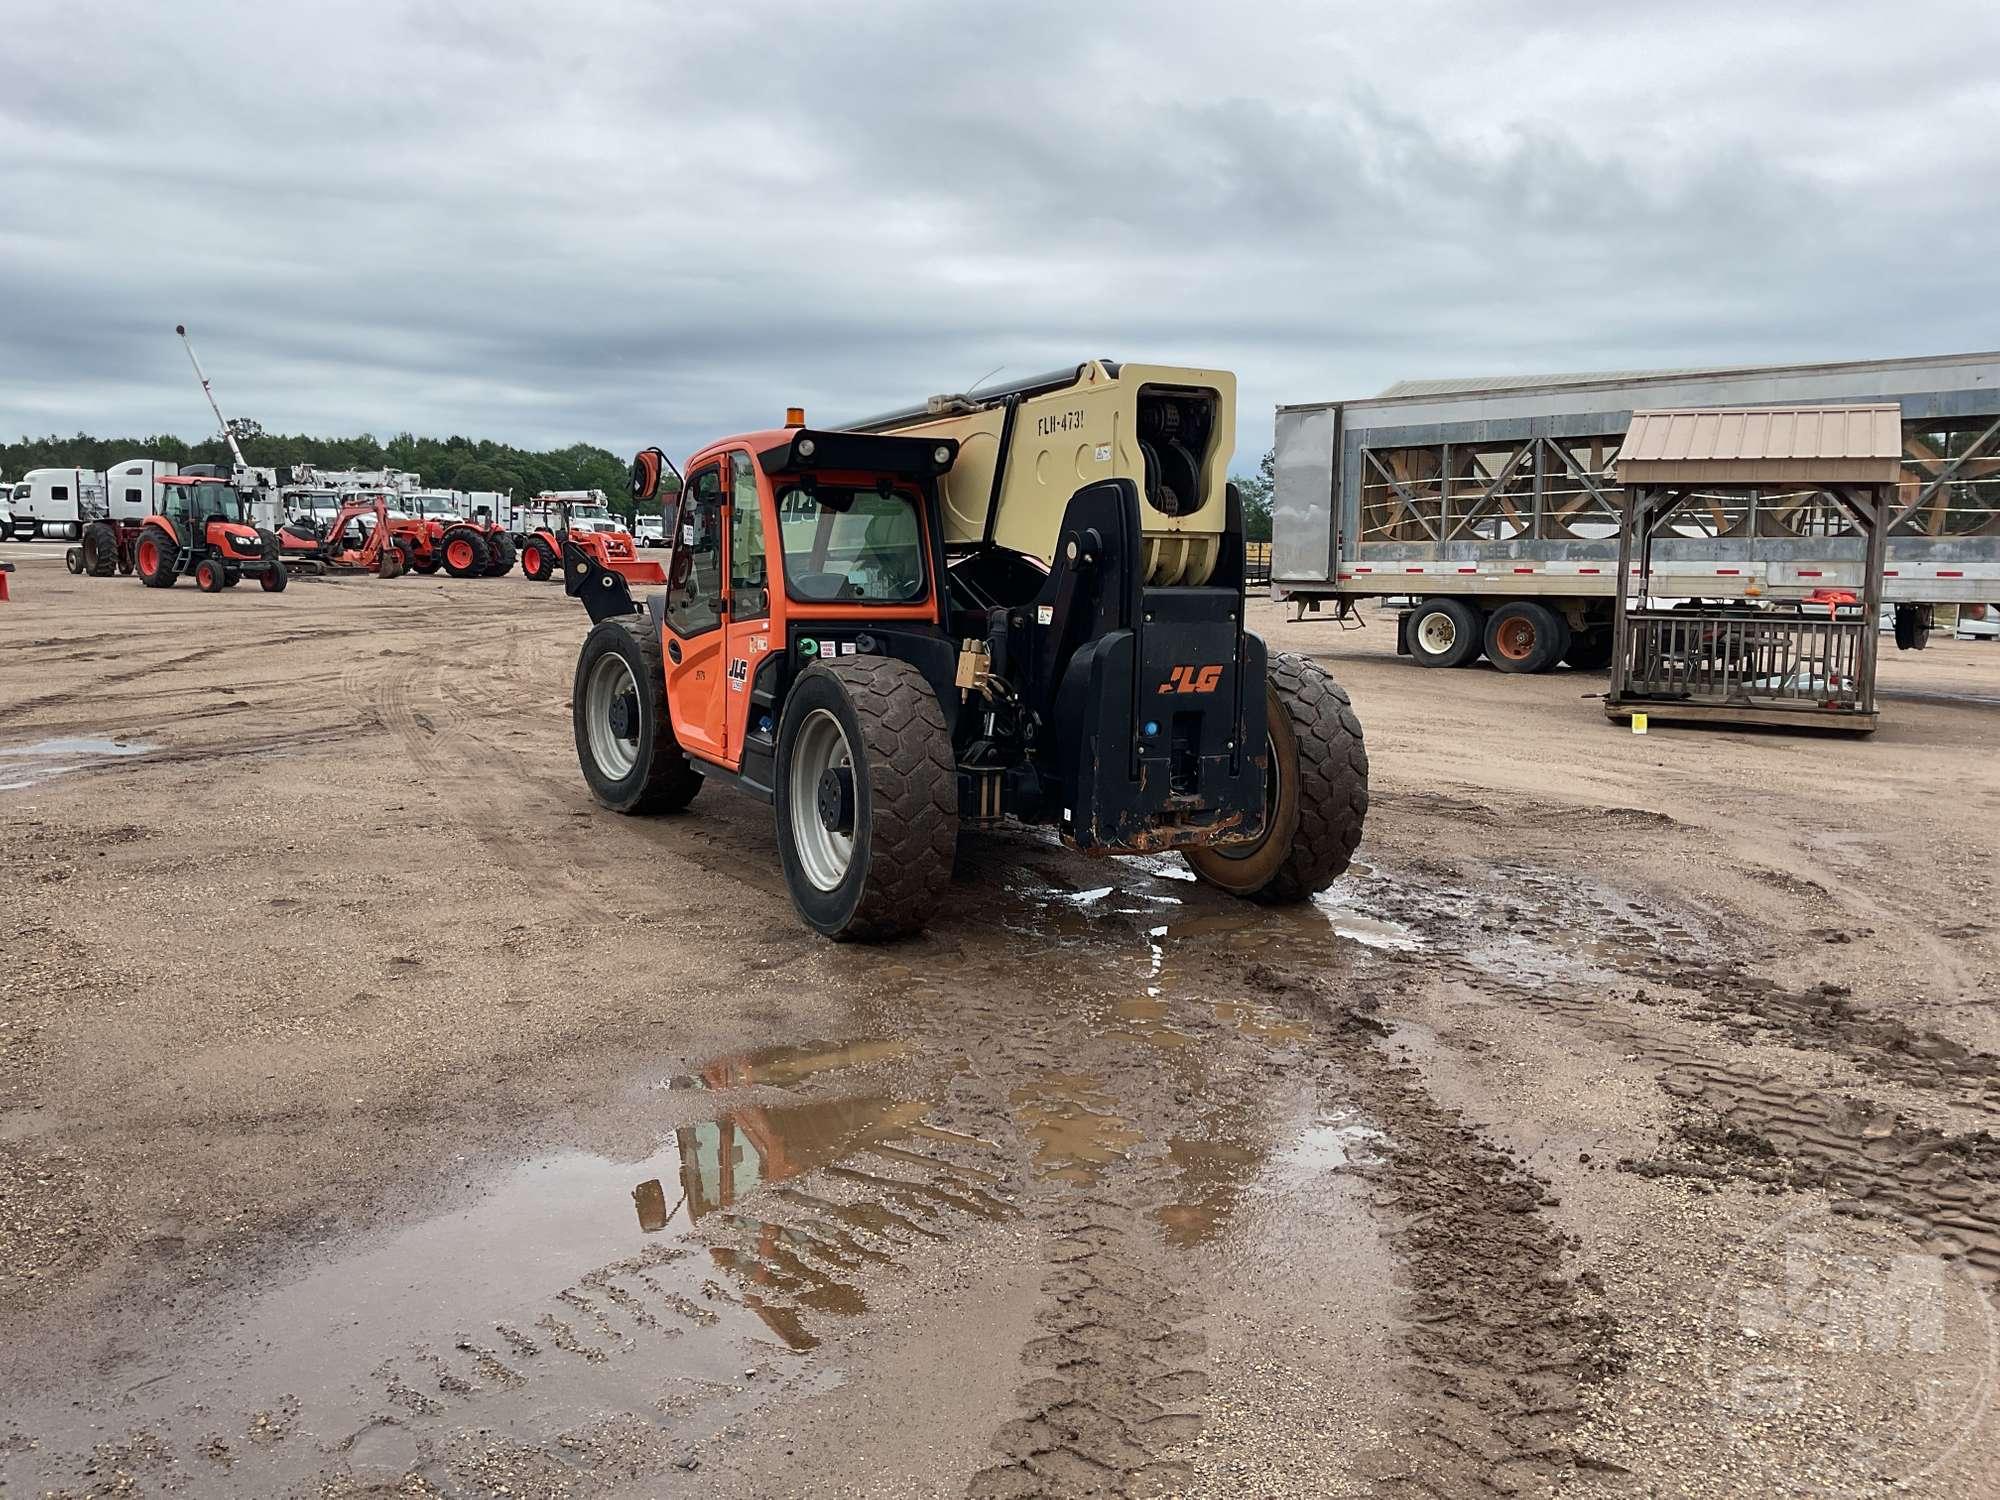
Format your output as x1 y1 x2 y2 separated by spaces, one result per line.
3 0 1996 469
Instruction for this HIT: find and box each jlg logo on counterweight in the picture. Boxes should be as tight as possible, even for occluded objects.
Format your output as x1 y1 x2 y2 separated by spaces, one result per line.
1161 665 1224 695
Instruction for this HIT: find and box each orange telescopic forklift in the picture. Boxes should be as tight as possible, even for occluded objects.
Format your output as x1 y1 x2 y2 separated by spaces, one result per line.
564 363 1369 942
133 476 288 592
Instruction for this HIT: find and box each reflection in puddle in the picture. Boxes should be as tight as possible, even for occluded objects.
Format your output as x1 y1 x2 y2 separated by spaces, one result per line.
668 1036 911 1091
1156 1134 1260 1247
1280 1116 1389 1174
0 736 155 791
1010 1074 1143 1183
1213 1000 1309 1044
1311 889 1422 951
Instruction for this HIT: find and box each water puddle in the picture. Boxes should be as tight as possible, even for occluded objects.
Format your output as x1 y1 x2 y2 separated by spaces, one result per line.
0 735 154 791
1278 1115 1390 1174
5 1048 1011 1498
1311 889 1423 951
1010 1074 1144 1183
665 1037 911 1091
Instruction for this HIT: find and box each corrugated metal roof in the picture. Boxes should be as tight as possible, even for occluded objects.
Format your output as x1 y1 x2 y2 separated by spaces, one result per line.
1615 404 1903 484
1617 405 1901 463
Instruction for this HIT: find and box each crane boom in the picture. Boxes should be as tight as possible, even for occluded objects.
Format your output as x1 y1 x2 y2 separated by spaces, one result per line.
175 323 248 469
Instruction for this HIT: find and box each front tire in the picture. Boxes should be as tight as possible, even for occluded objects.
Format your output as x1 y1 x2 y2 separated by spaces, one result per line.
195 557 226 592
573 616 703 814
1185 652 1368 903
775 658 957 941
259 565 289 593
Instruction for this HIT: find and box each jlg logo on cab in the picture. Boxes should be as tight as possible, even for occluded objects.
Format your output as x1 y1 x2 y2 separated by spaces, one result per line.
1161 665 1224 695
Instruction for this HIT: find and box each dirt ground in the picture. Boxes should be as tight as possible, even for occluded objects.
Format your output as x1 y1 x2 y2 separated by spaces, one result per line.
3 539 1998 1500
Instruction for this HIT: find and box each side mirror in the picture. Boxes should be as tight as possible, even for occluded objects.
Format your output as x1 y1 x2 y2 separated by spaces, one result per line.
630 446 681 504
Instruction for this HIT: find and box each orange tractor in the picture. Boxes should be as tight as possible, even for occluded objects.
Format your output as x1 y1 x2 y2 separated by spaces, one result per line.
379 495 516 578
518 494 664 586
134 476 288 592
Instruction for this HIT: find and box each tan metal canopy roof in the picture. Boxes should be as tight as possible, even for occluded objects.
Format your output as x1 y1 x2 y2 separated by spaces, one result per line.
1614 404 1903 484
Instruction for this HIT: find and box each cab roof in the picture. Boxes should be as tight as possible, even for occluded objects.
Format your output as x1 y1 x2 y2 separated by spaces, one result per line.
685 427 958 481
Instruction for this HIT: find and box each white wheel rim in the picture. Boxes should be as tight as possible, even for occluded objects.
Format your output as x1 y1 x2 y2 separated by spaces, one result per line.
584 653 641 779
789 708 855 892
1417 612 1457 655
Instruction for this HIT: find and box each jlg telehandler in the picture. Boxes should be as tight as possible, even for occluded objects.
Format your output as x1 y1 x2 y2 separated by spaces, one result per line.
566 361 1367 940
134 476 288 592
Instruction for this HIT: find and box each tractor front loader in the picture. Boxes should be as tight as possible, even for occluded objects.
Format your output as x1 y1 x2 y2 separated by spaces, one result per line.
521 498 665 587
566 361 1367 941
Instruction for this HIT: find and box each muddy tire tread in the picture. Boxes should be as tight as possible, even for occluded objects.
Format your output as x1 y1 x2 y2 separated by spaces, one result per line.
1254 652 1369 904
821 656 958 942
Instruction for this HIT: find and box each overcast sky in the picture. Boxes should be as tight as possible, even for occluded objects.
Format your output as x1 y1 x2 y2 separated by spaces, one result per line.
4 1 1996 469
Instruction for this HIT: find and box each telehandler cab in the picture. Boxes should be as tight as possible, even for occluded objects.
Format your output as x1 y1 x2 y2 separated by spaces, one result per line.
567 362 1367 940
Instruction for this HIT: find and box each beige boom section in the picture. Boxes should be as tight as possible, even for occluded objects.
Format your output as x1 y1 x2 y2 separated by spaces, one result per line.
853 359 1236 586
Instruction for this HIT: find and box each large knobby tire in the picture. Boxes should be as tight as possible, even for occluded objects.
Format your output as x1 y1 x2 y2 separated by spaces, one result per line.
135 527 177 588
1407 598 1483 668
441 526 489 579
1184 652 1369 903
573 616 703 814
82 522 120 577
1485 600 1569 674
484 531 517 577
776 657 957 941
522 538 559 581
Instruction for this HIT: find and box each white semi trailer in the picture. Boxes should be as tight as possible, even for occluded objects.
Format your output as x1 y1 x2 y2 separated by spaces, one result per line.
1271 351 2000 671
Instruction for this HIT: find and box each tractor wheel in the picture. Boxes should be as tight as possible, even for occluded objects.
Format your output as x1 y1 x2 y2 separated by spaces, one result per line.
65 547 84 575
441 527 489 579
413 555 442 575
1484 601 1569 674
195 557 226 592
573 615 703 815
775 657 958 941
259 564 288 593
484 532 517 577
522 538 558 581
135 529 177 588
1406 598 1482 668
82 522 120 576
1185 651 1369 903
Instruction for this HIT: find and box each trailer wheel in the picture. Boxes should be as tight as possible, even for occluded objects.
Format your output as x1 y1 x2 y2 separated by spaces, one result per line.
776 658 957 941
442 527 489 578
195 557 226 593
573 616 703 815
135 529 176 588
1185 652 1368 903
484 532 517 577
522 538 558 581
1564 627 1614 671
82 522 120 577
1485 601 1568 673
1407 598 1483 668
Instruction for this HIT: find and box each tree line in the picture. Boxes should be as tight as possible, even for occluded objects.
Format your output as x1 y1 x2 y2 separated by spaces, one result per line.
1 430 643 510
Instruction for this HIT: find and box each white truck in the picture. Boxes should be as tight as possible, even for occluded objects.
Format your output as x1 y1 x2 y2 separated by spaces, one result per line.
6 468 109 541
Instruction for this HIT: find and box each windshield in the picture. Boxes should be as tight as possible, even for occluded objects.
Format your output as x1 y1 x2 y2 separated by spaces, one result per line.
189 483 247 523
777 484 926 603
569 503 611 522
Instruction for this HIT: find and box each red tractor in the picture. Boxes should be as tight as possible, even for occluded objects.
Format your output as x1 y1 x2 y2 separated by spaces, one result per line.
134 477 288 592
518 495 664 586
380 494 517 578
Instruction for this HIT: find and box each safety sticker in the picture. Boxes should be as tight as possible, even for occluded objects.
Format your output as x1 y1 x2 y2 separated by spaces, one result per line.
1036 605 1054 625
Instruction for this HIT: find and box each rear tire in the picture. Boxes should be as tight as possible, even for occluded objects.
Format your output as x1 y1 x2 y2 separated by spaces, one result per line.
1484 601 1568 673
82 522 120 576
442 527 489 578
484 532 517 577
1406 598 1483 668
1185 651 1368 903
135 528 177 588
573 616 704 814
775 658 957 941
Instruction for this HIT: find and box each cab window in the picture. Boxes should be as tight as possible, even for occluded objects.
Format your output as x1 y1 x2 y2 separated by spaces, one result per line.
163 486 191 524
729 451 770 621
777 483 926 603
667 463 724 636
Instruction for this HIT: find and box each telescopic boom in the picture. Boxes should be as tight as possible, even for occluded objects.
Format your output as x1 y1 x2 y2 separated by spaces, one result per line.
175 323 248 469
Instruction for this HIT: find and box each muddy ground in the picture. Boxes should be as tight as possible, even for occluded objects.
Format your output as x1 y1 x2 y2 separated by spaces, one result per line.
2 539 1998 1499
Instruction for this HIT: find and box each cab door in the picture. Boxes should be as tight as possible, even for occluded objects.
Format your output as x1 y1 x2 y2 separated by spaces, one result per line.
663 460 730 763
721 450 778 753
